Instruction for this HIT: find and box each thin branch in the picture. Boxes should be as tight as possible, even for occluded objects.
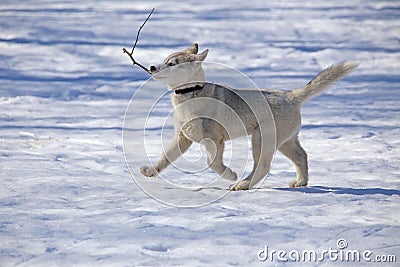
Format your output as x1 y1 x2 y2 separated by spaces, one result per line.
122 47 151 74
122 8 155 74
131 8 154 55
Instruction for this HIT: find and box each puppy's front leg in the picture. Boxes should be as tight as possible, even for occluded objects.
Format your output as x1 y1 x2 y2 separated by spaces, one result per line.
231 125 274 190
140 132 192 177
203 138 237 181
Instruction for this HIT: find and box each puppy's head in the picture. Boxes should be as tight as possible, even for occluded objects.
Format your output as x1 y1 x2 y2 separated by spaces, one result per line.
149 43 208 88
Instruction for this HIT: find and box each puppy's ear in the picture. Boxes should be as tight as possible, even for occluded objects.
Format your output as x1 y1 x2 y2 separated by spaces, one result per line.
194 49 209 62
184 43 198 54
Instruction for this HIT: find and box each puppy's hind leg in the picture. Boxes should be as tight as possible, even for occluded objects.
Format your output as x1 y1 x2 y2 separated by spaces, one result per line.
203 138 237 181
278 135 308 187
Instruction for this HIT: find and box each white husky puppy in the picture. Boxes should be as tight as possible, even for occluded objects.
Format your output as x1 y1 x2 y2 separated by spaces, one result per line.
140 43 359 190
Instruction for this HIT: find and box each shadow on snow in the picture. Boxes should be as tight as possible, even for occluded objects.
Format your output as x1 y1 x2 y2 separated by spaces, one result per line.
274 186 400 196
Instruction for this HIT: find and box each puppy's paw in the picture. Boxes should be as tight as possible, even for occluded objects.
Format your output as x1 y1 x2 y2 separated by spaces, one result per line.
221 168 237 181
289 179 308 188
230 180 250 191
140 165 158 177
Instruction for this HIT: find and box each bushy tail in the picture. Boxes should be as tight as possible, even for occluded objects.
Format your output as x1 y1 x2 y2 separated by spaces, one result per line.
289 61 359 105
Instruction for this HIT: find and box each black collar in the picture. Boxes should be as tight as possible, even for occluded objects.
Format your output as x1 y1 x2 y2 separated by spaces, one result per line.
174 85 204 95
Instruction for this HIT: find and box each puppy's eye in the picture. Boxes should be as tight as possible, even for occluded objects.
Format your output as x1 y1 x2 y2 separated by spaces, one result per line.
167 62 175 66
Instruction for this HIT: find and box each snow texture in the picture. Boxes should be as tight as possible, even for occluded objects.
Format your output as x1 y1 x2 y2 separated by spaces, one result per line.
1 0 399 266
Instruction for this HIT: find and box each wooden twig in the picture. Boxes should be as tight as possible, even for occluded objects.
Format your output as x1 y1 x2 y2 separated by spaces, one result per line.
122 8 155 74
122 47 151 74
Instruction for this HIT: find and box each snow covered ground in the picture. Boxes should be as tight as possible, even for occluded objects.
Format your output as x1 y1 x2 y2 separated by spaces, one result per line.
1 0 399 266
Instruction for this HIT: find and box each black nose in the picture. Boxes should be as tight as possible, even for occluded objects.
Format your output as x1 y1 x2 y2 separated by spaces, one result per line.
150 65 156 73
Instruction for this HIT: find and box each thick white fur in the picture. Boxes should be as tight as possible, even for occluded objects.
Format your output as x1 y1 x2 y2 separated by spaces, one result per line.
141 43 359 190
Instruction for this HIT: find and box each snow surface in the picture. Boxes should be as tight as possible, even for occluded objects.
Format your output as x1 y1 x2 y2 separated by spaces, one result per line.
1 0 399 266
